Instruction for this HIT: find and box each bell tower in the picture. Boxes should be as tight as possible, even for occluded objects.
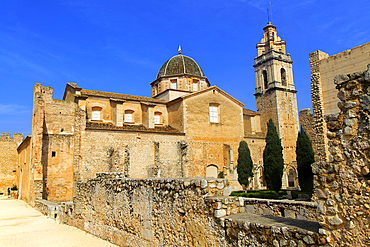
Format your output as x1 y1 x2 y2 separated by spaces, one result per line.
254 22 299 164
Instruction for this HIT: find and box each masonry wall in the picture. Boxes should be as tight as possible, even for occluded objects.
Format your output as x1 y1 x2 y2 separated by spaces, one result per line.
30 83 83 203
181 89 245 188
299 109 318 161
0 133 23 195
77 129 186 182
312 65 370 246
309 43 370 162
17 136 32 203
316 42 370 115
255 89 299 165
58 175 327 247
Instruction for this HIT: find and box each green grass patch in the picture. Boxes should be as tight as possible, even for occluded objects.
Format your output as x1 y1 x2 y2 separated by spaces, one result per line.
230 190 310 199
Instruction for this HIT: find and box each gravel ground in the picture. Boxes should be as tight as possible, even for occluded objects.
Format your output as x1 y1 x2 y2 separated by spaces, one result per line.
0 196 118 247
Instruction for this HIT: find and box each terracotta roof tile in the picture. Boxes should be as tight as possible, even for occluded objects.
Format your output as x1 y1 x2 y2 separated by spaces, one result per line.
80 89 167 104
86 122 184 134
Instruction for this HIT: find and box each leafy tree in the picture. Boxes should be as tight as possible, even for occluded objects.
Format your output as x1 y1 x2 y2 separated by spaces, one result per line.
263 119 284 192
237 141 254 190
296 127 315 193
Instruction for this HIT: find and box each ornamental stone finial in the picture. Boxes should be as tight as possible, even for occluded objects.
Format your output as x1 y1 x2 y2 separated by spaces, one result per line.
178 45 182 54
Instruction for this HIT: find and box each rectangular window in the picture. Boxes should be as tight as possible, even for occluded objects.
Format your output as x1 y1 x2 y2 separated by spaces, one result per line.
154 114 160 125
209 106 218 123
125 113 133 123
171 79 177 89
92 110 100 121
192 82 198 91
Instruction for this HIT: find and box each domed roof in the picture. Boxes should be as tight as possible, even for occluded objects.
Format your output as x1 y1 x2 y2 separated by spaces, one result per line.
156 49 205 79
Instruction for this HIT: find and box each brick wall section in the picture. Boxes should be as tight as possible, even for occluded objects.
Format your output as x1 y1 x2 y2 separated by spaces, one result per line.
0 133 23 195
299 108 319 161
312 65 370 246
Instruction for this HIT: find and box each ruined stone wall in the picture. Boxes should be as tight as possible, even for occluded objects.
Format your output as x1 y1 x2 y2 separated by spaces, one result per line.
58 175 327 246
0 133 23 195
60 176 229 246
309 51 330 162
299 108 319 161
208 196 317 222
313 65 370 246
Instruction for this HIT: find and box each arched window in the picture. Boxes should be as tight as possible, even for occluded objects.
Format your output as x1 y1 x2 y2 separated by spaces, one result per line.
288 169 296 187
124 110 134 123
154 112 162 125
281 68 287 86
91 107 102 121
263 70 268 89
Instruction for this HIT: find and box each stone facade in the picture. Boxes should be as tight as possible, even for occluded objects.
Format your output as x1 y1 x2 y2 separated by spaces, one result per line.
312 65 370 246
0 133 23 195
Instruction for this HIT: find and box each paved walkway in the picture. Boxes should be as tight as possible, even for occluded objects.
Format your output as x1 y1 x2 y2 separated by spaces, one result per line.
0 196 117 247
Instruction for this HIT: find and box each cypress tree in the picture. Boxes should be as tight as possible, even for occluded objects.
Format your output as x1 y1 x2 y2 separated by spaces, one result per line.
296 127 315 193
237 141 254 190
263 119 284 192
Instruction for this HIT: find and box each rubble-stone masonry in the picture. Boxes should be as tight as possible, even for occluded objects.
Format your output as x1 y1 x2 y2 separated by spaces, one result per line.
57 175 326 246
313 64 370 246
208 197 317 222
299 109 319 161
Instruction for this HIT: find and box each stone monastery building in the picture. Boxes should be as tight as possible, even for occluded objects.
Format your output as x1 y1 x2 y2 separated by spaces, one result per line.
17 23 300 204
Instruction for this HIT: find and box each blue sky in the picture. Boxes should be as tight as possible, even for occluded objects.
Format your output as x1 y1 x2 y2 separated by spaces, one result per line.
0 0 369 137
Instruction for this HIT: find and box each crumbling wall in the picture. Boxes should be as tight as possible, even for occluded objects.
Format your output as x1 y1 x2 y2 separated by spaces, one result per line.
313 65 370 246
58 174 326 246
60 175 229 246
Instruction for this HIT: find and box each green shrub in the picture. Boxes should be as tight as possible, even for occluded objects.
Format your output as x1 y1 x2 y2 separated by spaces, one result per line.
237 141 253 189
11 185 18 191
296 127 315 194
263 119 284 193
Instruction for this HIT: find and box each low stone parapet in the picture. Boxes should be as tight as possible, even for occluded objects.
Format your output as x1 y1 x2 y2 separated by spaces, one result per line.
222 213 327 246
34 199 59 219
208 196 318 221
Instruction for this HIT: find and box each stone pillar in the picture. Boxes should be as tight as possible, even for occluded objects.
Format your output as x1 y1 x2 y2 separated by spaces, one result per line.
309 50 330 162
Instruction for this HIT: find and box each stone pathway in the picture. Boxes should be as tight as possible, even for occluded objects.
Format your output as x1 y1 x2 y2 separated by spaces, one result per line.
225 212 320 233
0 196 117 247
